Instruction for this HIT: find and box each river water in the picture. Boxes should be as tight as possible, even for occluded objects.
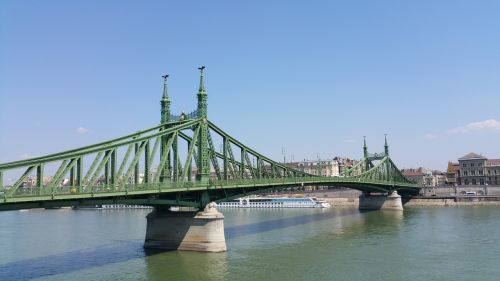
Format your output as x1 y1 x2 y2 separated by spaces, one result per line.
0 206 499 281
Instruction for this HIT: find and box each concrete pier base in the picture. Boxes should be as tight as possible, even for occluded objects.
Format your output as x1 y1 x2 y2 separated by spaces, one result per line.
144 202 227 252
359 191 403 211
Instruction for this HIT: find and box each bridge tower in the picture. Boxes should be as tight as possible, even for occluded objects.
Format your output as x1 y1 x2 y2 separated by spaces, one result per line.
384 134 391 188
363 136 370 171
144 67 226 252
160 74 171 182
196 66 210 184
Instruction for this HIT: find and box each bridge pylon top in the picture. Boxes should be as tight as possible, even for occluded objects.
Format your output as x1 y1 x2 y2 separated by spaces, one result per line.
384 134 389 156
198 66 206 94
160 74 171 124
362 136 389 161
161 74 170 100
197 66 208 119
363 136 368 158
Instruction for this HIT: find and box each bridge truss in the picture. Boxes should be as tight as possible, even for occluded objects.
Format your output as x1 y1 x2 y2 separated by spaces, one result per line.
0 68 419 211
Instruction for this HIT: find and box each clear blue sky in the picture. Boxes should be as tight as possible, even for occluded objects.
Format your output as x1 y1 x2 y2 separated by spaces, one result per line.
1 0 499 170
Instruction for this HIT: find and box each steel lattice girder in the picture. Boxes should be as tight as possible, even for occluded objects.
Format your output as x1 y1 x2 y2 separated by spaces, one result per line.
0 119 419 210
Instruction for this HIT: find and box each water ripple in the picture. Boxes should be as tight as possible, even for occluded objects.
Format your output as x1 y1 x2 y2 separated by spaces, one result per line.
0 241 146 281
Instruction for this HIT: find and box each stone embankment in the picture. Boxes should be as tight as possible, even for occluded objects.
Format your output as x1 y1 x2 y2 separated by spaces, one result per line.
404 196 500 207
286 188 500 208
322 196 500 208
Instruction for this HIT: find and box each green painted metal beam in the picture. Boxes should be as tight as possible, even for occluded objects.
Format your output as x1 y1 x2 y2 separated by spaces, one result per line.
121 141 147 190
82 152 103 186
87 150 113 190
0 119 199 171
36 164 44 188
8 166 35 196
181 126 200 181
154 132 177 184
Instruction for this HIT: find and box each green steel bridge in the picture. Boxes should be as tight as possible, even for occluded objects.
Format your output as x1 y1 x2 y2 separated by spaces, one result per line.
0 68 419 211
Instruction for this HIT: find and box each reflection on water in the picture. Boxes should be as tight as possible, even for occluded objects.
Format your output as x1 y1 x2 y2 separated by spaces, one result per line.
145 250 228 281
0 241 145 281
333 210 404 239
225 208 359 239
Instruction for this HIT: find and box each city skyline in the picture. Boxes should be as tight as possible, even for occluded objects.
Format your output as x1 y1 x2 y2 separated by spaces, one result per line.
1 1 499 171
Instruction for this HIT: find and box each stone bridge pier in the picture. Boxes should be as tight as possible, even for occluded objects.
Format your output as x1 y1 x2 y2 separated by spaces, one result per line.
144 202 227 252
359 191 403 211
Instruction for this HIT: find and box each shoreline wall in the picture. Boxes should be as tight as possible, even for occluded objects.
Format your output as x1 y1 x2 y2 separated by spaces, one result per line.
404 197 500 207
321 197 500 207
277 188 500 208
302 193 500 207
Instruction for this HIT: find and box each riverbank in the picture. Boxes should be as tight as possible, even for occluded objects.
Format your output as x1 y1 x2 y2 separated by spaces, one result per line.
320 196 500 208
404 196 500 207
280 190 500 207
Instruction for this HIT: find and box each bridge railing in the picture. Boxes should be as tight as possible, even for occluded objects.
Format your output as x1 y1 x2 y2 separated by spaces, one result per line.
1 174 419 202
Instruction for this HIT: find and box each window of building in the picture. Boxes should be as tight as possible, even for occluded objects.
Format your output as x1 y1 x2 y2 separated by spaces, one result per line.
478 163 482 167
471 171 475 176
471 163 475 167
480 179 484 185
464 179 469 185
462 163 467 167
463 171 468 176
472 179 476 185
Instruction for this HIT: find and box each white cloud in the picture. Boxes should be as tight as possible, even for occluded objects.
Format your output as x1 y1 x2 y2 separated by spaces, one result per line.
75 126 89 134
424 133 439 140
448 119 500 134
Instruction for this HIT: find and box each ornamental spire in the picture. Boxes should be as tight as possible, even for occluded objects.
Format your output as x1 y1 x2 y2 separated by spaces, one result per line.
384 134 389 156
198 66 206 94
363 136 368 158
197 66 208 119
196 66 209 184
160 74 171 124
162 74 169 100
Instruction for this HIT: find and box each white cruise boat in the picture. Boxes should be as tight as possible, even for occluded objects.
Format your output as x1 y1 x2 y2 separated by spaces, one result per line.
218 197 330 208
100 204 152 209
74 204 152 210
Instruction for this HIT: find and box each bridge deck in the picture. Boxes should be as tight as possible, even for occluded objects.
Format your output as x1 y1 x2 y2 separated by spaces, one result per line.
0 176 419 211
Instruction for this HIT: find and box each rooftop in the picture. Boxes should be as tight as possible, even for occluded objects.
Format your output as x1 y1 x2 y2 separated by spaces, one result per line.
458 152 487 160
486 159 500 166
447 161 458 173
401 168 427 177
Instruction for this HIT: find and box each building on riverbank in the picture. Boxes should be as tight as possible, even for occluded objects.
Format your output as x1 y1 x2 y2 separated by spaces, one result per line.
457 153 500 186
445 161 459 185
401 168 445 187
286 157 356 176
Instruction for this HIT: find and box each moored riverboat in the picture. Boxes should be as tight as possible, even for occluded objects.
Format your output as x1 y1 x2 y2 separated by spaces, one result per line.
218 197 330 208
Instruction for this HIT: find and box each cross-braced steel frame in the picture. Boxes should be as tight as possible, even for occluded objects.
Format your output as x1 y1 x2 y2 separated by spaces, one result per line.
0 68 419 211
